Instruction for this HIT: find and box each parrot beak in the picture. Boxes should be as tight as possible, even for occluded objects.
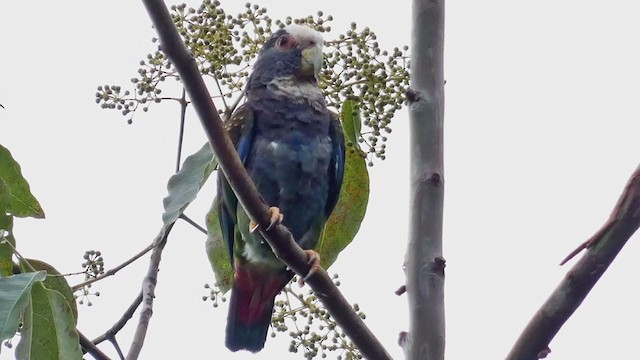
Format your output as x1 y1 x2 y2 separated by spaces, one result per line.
299 42 323 77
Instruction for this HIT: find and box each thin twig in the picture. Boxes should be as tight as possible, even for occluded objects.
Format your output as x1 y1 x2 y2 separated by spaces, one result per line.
79 330 111 360
506 164 640 360
179 213 207 234
175 88 187 173
140 2 391 359
225 91 245 119
72 243 156 291
109 337 125 360
125 225 173 360
54 271 86 277
93 292 143 346
212 75 229 112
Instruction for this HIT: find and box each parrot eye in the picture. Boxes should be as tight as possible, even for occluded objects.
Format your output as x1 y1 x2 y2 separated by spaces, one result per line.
275 34 295 50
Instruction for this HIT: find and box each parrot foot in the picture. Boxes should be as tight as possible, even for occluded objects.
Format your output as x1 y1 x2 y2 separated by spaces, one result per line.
298 250 321 286
249 207 284 233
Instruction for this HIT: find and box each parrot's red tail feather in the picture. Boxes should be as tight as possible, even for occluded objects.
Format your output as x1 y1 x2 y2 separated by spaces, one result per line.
225 265 290 352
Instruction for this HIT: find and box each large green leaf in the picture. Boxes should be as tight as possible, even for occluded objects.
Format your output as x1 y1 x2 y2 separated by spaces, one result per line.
162 143 217 226
15 282 82 360
0 145 45 219
316 144 369 268
0 214 14 277
204 198 233 292
0 271 46 343
340 99 363 147
27 259 78 322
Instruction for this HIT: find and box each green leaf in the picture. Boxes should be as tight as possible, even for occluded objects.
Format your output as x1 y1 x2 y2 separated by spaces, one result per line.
317 144 370 268
0 271 46 343
0 214 14 277
0 213 11 232
27 259 78 322
0 145 45 219
15 283 82 360
162 143 217 226
204 198 233 293
340 99 363 147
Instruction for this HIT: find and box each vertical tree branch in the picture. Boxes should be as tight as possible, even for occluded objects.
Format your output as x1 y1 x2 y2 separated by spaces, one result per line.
506 164 640 360
405 1 446 359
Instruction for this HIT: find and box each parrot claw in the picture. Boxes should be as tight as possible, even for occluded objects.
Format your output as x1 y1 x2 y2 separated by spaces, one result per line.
298 250 321 286
266 207 284 231
249 207 284 233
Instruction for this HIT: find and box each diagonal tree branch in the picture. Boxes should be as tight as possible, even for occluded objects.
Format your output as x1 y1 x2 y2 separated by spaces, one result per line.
79 330 112 360
93 292 143 346
506 164 640 360
404 0 446 359
140 1 391 359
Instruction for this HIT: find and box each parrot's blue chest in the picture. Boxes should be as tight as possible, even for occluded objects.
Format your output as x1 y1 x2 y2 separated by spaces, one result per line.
233 76 338 267
247 117 332 242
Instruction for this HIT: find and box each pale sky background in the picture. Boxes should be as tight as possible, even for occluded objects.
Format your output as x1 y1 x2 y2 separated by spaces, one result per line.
2 1 640 359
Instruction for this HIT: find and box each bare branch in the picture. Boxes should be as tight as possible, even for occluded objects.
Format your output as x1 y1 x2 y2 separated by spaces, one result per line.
175 88 188 172
406 0 446 359
507 164 640 360
93 292 143 346
79 330 111 360
109 337 125 360
125 226 172 360
140 1 391 358
179 213 207 234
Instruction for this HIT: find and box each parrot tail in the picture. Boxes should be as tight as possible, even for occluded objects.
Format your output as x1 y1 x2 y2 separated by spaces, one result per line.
225 265 290 352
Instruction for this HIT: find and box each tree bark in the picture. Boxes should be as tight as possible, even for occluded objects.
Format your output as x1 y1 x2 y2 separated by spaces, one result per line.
507 164 640 360
405 1 446 359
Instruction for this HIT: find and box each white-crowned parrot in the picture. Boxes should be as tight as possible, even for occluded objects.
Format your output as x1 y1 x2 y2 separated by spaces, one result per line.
217 24 346 352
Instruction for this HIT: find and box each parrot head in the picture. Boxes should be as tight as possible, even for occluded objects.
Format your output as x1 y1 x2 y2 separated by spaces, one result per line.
249 25 324 84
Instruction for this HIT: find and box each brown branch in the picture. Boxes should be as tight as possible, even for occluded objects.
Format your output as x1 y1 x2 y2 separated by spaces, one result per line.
140 2 391 359
506 164 640 360
406 0 446 359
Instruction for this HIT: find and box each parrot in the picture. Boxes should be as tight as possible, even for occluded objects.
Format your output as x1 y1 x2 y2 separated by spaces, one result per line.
217 24 346 353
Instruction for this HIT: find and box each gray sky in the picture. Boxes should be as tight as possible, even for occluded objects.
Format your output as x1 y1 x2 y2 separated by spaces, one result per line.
2 1 640 359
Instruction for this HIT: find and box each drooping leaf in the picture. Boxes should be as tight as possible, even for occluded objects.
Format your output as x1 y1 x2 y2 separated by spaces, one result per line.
204 198 233 293
162 143 217 226
15 282 82 360
316 143 369 268
27 259 77 322
0 212 12 232
0 145 45 219
340 99 363 148
0 271 46 343
0 215 14 276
